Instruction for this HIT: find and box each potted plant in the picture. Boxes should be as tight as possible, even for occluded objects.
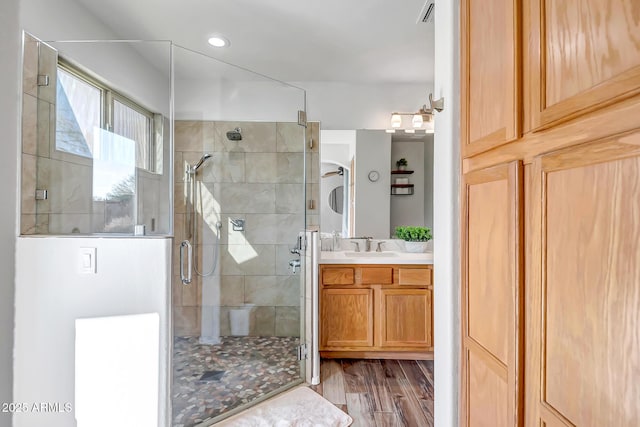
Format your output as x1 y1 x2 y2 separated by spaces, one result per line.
395 226 432 253
396 158 408 171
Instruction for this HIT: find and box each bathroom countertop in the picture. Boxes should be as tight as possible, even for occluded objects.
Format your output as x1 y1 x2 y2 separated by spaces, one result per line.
319 251 433 265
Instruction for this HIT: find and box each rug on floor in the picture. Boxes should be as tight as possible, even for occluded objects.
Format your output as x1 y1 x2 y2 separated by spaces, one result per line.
215 386 352 427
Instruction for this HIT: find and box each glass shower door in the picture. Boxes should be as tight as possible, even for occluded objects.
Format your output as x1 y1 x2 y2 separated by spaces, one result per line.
171 45 311 426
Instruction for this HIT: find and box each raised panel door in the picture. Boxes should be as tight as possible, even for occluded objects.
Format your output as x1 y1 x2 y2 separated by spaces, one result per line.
320 288 373 349
379 289 432 348
461 161 523 427
461 0 520 157
525 0 640 131
527 135 640 427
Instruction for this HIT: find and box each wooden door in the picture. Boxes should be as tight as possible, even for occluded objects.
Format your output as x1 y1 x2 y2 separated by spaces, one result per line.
379 289 432 349
524 0 640 131
526 135 640 427
461 161 523 427
461 0 520 157
320 288 373 349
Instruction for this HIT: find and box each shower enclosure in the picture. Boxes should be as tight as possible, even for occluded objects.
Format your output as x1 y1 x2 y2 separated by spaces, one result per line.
17 33 317 427
171 46 313 426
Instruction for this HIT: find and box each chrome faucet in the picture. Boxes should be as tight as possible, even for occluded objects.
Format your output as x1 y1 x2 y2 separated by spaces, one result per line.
376 241 385 252
348 236 373 252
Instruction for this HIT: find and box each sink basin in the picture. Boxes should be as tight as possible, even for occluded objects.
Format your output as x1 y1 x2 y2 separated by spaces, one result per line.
343 251 398 258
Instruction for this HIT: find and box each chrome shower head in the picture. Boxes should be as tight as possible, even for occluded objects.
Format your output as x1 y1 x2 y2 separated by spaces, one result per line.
321 166 344 178
226 127 242 141
191 154 212 173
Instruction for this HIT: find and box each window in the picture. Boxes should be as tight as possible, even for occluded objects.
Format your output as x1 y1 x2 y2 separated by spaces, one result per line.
55 62 157 172
56 67 102 158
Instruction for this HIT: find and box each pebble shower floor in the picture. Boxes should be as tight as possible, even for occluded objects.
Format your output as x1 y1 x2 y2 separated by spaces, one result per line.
172 336 301 427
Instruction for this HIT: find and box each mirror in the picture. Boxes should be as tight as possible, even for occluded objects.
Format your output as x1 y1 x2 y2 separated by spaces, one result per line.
320 129 433 239
328 186 344 214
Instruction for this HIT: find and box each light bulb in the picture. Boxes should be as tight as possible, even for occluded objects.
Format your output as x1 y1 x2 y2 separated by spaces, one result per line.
391 113 402 128
412 114 423 128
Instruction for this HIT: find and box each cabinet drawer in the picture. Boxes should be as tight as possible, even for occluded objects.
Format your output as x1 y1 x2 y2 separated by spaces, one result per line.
322 267 355 285
361 267 393 284
398 268 432 286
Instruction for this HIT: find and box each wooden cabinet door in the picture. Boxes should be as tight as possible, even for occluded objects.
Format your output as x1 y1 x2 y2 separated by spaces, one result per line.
461 0 520 157
320 288 373 349
526 135 640 427
379 289 432 349
524 0 640 131
461 161 523 427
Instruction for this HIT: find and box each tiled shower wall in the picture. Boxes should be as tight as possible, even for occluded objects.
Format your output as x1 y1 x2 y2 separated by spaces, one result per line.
173 120 319 337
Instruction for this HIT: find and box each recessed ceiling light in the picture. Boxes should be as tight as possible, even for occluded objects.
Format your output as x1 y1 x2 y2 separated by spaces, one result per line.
208 36 230 48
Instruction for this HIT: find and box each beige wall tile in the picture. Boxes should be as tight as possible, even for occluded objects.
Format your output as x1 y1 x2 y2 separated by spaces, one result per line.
36 99 51 157
173 306 200 337
20 214 36 235
182 275 200 306
276 153 304 183
219 306 231 336
174 121 214 152
220 275 245 306
308 122 320 152
276 184 305 214
276 122 304 152
174 181 187 214
22 94 37 155
220 244 276 275
245 153 277 183
172 275 183 307
214 121 276 153
21 154 36 214
37 42 57 104
245 275 299 306
276 244 300 276
174 151 183 183
22 35 38 97
206 152 245 183
35 214 49 234
249 306 275 336
243 213 303 245
275 306 300 337
215 183 276 213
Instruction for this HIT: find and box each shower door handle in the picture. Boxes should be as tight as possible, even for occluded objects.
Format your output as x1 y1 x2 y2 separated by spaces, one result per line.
180 240 193 285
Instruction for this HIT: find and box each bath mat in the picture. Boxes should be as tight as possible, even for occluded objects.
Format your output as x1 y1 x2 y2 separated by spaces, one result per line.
215 386 352 426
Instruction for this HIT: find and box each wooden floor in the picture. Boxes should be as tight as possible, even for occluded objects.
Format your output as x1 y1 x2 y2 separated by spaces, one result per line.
311 359 434 427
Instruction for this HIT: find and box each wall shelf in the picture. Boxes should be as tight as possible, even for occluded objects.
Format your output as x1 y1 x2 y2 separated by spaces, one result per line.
391 184 414 195
391 170 414 174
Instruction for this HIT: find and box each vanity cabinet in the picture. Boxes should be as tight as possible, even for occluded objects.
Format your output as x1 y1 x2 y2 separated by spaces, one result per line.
319 264 433 359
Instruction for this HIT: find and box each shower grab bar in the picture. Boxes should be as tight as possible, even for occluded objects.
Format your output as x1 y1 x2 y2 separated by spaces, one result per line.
180 240 193 285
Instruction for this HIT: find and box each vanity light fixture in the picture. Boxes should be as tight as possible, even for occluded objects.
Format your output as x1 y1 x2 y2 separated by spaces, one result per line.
208 35 230 48
389 105 433 131
391 113 402 128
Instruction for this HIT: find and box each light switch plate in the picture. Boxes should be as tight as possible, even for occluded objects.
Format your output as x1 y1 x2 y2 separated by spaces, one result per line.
79 247 97 274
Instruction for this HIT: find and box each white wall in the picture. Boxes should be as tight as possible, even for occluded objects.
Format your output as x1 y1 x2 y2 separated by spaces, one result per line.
0 0 20 426
424 135 434 229
433 0 460 426
390 139 426 236
14 237 171 427
299 82 432 130
354 130 391 239
21 0 170 115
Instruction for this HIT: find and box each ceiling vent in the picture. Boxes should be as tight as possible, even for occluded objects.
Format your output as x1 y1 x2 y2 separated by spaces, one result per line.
417 1 435 24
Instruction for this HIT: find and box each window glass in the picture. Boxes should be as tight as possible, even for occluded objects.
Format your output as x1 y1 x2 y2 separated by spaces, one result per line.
113 99 151 170
56 67 102 157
